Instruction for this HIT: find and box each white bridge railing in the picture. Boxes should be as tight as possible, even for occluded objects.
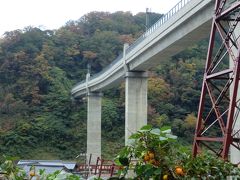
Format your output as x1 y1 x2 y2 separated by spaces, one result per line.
72 0 192 93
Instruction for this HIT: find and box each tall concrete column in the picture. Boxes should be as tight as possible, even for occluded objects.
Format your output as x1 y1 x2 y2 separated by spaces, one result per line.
230 23 240 164
125 71 148 145
87 92 102 163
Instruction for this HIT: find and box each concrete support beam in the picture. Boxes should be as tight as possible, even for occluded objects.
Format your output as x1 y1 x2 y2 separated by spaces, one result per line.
87 92 102 163
125 71 148 145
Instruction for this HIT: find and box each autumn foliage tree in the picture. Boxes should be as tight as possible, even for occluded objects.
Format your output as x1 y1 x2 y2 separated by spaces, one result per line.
0 10 208 159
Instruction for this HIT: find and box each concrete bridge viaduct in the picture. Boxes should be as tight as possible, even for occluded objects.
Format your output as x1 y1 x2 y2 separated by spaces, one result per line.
71 0 239 162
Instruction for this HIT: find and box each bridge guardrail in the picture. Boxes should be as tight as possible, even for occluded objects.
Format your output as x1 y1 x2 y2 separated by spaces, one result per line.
72 0 192 93
126 0 192 53
72 53 123 91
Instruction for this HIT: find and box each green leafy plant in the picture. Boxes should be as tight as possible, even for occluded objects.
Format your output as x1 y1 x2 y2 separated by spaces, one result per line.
0 156 81 180
115 125 178 179
44 170 81 180
115 125 240 179
178 152 240 179
0 156 26 180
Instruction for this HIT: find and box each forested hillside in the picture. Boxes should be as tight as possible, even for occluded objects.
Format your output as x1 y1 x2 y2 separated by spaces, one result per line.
0 11 208 160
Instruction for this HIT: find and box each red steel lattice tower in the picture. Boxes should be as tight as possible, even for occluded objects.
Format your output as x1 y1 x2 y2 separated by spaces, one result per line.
193 0 240 161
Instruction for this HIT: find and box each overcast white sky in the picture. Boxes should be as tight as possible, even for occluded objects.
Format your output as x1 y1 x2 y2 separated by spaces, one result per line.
0 0 180 36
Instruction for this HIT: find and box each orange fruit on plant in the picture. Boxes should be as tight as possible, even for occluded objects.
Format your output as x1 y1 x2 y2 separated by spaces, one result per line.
163 174 168 180
29 171 35 177
175 166 184 176
148 152 155 159
144 154 150 162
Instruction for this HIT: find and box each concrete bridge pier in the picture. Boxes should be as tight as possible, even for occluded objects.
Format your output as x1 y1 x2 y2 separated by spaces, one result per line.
125 71 148 145
87 92 102 163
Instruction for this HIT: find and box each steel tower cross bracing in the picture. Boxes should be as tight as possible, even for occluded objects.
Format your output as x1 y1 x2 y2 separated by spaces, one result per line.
193 0 240 161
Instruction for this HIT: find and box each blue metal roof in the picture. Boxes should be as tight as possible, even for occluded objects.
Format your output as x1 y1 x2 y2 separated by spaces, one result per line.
17 160 76 170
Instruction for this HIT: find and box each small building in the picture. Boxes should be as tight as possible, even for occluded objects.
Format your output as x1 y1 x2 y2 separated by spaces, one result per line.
17 160 77 178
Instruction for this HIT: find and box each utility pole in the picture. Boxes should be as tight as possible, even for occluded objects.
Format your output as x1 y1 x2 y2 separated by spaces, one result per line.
145 8 151 31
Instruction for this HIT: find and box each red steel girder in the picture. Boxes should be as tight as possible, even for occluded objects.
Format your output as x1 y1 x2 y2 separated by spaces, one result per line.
193 0 240 161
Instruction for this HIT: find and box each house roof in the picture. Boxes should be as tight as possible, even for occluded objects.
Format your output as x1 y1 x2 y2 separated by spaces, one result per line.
17 160 76 170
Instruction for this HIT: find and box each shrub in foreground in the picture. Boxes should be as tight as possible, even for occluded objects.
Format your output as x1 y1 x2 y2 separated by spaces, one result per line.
115 125 240 179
